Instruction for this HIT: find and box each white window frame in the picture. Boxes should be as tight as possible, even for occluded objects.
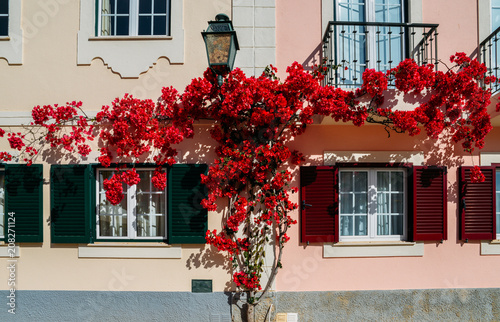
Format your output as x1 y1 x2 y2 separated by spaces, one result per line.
96 168 167 240
496 169 500 240
0 169 4 239
97 0 171 37
339 168 407 242
77 0 184 78
0 0 22 64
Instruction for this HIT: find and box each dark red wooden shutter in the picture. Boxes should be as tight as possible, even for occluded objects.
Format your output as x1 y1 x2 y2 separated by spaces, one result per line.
412 166 447 241
460 166 496 241
300 166 338 243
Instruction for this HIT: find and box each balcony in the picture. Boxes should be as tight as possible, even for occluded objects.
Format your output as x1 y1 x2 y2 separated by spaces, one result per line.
480 26 500 94
322 21 439 87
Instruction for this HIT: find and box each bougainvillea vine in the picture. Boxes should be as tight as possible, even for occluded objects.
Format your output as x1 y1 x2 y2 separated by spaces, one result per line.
0 53 494 311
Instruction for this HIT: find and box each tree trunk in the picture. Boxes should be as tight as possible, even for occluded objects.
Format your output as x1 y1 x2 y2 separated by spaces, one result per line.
246 303 255 322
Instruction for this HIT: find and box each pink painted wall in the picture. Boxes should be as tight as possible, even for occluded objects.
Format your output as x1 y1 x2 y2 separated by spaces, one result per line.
274 0 500 292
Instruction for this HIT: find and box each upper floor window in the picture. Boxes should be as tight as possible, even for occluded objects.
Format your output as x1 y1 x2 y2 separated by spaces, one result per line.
335 0 404 84
493 0 500 31
98 0 171 36
0 0 8 37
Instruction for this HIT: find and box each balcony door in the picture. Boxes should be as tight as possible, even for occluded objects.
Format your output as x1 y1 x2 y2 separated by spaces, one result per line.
336 0 404 85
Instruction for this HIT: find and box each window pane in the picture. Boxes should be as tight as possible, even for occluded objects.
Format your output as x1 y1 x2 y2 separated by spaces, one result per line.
354 172 367 192
391 214 403 235
391 192 404 213
137 170 151 192
137 215 164 237
338 0 364 22
340 194 353 214
99 215 127 237
377 172 389 191
139 0 152 13
116 16 129 35
354 193 367 214
340 172 353 192
377 192 389 213
354 215 367 235
117 0 130 14
377 214 390 235
101 15 115 36
154 0 167 13
496 171 500 191
340 215 353 236
0 16 6 36
0 0 7 14
153 16 167 35
391 172 403 192
139 16 152 35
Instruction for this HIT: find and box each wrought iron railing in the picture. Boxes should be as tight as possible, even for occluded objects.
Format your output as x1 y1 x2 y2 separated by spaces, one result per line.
480 25 500 94
322 21 439 87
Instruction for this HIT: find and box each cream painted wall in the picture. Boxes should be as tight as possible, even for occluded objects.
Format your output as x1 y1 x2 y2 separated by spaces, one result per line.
0 1 234 293
0 0 230 115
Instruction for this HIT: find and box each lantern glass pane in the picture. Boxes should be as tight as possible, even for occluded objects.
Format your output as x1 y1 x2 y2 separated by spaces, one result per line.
205 33 231 65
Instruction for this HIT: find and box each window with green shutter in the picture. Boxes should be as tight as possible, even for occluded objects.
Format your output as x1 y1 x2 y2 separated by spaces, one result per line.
50 163 208 244
5 164 43 243
51 165 94 244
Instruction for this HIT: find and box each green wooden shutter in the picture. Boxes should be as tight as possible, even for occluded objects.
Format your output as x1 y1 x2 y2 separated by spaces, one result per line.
5 164 43 243
51 165 94 244
168 164 208 244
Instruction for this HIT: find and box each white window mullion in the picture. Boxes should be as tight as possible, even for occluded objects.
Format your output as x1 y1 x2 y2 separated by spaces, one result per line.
128 180 136 239
368 170 376 238
130 0 138 36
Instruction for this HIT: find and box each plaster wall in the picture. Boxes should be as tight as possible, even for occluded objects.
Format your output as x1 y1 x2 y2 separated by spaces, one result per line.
0 0 230 113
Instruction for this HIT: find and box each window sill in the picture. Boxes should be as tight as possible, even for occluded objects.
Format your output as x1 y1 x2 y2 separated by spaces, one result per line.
88 36 173 41
324 241 424 258
0 245 19 257
480 240 500 255
0 36 9 41
78 244 181 259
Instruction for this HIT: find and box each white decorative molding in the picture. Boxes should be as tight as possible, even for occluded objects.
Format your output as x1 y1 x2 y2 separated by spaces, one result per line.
0 1 22 64
481 240 500 255
78 244 181 259
480 152 500 166
77 0 184 78
0 246 19 257
324 151 425 165
233 0 275 76
324 241 424 258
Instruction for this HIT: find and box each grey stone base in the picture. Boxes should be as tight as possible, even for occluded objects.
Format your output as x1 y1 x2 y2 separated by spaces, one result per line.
232 289 500 321
0 290 232 322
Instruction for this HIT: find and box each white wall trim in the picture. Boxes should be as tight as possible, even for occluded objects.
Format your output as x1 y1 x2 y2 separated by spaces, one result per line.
0 1 22 64
78 245 181 259
481 240 500 255
480 152 500 166
77 0 184 78
324 151 425 165
324 241 424 258
0 246 19 257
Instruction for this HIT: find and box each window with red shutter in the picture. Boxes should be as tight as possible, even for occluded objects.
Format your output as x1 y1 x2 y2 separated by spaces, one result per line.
301 163 448 244
460 166 496 241
412 166 447 241
300 166 338 243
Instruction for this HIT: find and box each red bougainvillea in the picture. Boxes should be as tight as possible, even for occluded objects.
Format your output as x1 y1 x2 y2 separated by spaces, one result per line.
0 53 494 307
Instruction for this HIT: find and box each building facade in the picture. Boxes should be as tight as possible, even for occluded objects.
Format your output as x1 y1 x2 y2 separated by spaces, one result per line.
0 0 500 321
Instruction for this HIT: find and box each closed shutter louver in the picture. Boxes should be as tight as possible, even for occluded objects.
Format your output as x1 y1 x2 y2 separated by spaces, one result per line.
300 166 338 243
460 166 495 241
5 164 43 243
168 164 208 244
413 166 447 241
51 165 93 244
